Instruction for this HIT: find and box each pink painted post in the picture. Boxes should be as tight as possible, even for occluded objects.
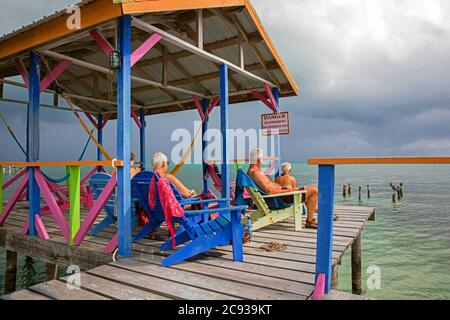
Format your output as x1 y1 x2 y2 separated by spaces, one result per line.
2 168 27 190
130 33 163 67
312 273 326 300
90 29 115 56
73 173 117 246
100 113 112 130
84 112 99 130
131 110 142 129
263 83 279 112
193 95 205 120
34 169 70 242
207 96 220 115
15 59 29 88
251 90 277 112
104 233 118 254
40 60 72 92
35 215 50 240
0 175 29 225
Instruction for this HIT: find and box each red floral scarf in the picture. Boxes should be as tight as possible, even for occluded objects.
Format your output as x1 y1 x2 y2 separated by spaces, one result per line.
148 175 184 249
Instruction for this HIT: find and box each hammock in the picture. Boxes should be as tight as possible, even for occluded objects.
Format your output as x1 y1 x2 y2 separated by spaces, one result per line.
0 111 27 156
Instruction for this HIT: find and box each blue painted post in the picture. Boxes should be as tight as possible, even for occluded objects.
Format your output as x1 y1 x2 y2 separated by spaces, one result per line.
27 51 41 237
139 108 146 170
201 98 209 195
116 15 132 257
272 87 281 177
315 164 335 293
97 114 103 172
97 114 103 161
220 64 230 202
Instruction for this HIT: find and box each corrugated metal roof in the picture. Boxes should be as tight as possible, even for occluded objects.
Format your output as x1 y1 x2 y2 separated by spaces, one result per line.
0 1 299 117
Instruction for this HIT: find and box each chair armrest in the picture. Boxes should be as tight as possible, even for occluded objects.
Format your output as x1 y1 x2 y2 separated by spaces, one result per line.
179 198 232 206
261 190 306 199
184 205 247 217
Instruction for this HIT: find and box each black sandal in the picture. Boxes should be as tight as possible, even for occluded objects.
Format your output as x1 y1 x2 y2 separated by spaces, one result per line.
305 220 318 229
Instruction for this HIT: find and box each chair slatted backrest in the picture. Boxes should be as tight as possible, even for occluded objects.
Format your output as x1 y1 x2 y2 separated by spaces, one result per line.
89 173 115 216
131 171 198 240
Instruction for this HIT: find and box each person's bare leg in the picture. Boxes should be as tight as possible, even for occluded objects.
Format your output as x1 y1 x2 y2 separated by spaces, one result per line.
304 186 318 224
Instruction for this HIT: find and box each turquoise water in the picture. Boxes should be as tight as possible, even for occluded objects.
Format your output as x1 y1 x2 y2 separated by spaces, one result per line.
1 164 449 299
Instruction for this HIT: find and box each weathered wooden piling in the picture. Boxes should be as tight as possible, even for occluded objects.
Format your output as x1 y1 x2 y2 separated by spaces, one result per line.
399 183 403 198
343 185 347 197
4 250 18 294
351 235 362 295
367 185 371 199
358 186 362 202
45 263 59 281
347 183 352 196
331 264 339 290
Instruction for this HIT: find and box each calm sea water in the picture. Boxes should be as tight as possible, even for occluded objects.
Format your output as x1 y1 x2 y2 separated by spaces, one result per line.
1 164 449 299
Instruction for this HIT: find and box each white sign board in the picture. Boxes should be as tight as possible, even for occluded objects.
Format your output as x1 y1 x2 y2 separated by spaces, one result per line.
261 112 290 136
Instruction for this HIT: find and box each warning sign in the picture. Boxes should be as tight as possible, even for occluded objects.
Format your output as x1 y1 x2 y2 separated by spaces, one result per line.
261 112 290 136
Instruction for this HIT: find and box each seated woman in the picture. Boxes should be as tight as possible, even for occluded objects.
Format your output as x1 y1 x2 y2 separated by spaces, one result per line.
275 161 338 228
151 152 197 199
111 152 141 178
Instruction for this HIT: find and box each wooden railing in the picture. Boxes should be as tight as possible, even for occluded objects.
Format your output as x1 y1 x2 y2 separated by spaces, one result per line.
308 156 450 297
0 160 122 245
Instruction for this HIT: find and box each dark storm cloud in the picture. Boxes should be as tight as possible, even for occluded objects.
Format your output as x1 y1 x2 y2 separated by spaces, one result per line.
1 0 450 162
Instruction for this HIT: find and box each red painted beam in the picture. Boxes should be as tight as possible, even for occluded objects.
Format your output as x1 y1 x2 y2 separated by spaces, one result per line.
131 110 142 129
40 60 72 92
90 29 115 56
15 59 29 88
193 95 205 120
131 33 162 67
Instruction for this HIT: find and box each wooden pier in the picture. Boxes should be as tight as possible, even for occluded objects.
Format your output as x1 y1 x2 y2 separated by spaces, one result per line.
1 205 374 300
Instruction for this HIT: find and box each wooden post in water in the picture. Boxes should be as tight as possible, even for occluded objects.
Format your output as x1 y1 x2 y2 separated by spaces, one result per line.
399 183 403 198
367 185 371 199
45 263 58 280
358 186 362 202
351 234 363 295
343 185 347 197
347 183 351 196
4 250 18 294
331 264 339 290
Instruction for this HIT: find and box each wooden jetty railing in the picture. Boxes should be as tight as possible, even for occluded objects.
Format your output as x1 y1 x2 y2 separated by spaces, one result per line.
0 160 123 246
308 156 450 298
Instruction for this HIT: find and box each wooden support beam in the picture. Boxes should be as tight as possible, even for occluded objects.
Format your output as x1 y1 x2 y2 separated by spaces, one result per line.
331 264 339 290
197 9 204 50
4 250 17 294
132 17 275 87
352 234 363 295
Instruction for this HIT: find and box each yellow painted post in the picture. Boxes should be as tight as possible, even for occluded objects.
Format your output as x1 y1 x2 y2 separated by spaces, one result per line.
68 166 81 246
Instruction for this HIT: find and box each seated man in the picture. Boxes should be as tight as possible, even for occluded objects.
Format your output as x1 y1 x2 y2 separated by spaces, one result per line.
151 152 197 199
247 149 320 229
111 152 141 178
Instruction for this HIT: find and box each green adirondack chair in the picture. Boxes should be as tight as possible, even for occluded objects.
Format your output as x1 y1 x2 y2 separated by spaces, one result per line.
236 169 305 232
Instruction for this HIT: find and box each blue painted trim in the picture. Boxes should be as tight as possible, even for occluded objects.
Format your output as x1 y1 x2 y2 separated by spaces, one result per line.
201 98 209 195
116 15 132 257
97 114 103 162
315 164 335 293
272 87 281 177
220 64 230 202
28 51 41 237
139 108 146 170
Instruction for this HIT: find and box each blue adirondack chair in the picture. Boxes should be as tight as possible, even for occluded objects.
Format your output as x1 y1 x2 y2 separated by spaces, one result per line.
131 171 247 267
88 173 137 236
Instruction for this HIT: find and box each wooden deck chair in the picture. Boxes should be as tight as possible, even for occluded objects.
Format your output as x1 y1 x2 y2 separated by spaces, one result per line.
131 171 247 267
88 173 136 236
235 169 305 232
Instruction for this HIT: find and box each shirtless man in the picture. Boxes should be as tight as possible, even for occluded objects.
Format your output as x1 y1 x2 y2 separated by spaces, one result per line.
247 149 320 229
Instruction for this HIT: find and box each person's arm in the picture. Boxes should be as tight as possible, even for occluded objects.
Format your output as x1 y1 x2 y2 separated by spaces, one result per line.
165 174 195 198
291 177 297 189
252 171 296 195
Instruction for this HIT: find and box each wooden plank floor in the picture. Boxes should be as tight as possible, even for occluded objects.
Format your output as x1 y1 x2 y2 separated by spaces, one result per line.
0 205 374 300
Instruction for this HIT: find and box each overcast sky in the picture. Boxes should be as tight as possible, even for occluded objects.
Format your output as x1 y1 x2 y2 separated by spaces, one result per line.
1 0 450 163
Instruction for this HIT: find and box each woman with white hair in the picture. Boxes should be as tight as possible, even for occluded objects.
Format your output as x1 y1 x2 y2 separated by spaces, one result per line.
276 162 296 189
151 152 197 198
